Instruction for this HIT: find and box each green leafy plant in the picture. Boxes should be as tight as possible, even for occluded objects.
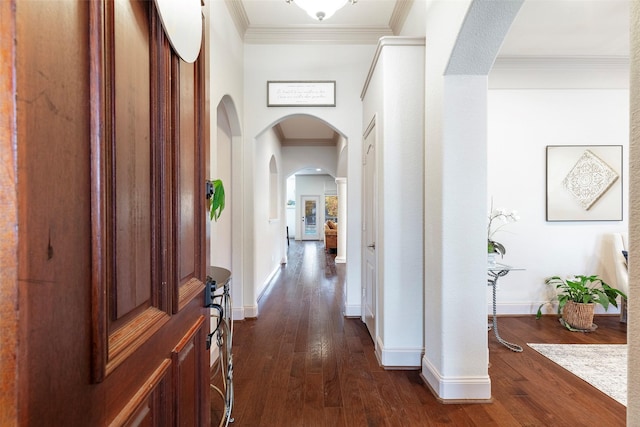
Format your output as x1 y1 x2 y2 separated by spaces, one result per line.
206 179 225 221
536 274 627 319
487 240 506 256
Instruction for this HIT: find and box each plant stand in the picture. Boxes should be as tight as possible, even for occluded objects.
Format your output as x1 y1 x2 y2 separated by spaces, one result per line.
206 267 234 427
487 263 524 352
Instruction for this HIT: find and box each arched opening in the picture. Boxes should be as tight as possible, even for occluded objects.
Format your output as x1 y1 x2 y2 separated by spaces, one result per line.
245 113 351 316
212 95 244 321
213 101 233 270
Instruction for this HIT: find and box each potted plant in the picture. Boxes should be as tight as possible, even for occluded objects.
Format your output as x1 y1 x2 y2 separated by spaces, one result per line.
206 179 225 221
536 274 627 331
487 203 519 264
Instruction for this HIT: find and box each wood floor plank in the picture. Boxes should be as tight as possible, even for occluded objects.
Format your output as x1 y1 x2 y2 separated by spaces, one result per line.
302 372 325 426
322 337 343 408
323 406 347 427
215 240 627 426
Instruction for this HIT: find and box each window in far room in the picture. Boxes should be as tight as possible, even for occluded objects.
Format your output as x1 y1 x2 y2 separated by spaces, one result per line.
325 195 337 223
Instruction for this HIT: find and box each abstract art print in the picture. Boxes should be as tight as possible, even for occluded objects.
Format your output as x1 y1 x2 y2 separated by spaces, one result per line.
546 145 622 221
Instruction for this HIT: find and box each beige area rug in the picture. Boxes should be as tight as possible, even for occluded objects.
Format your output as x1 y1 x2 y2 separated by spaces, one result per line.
527 343 627 406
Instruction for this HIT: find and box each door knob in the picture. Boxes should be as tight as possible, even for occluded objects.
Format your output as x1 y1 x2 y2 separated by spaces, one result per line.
367 243 376 249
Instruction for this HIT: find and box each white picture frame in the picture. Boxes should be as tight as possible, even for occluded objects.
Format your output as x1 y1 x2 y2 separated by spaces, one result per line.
546 145 623 221
267 81 336 107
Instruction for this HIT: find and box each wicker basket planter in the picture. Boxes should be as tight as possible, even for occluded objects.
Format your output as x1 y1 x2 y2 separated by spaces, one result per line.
562 301 595 330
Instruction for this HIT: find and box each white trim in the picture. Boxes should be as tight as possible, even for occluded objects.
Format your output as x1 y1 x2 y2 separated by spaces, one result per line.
388 0 414 35
343 303 361 317
335 255 346 264
258 265 281 300
493 55 629 71
421 356 492 401
375 336 423 368
488 302 623 316
232 307 245 320
244 26 393 45
244 304 259 318
224 0 250 38
360 36 425 100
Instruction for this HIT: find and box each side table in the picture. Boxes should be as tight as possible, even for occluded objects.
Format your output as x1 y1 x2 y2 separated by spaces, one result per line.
487 263 523 352
206 266 234 426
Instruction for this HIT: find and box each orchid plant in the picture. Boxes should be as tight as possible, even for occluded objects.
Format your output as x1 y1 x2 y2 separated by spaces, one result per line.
487 202 519 256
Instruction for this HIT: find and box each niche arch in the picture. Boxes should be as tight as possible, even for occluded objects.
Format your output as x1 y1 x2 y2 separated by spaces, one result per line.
212 94 244 320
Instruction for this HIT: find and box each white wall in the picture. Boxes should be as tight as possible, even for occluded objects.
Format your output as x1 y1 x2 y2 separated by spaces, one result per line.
361 38 425 367
212 104 232 270
244 43 375 317
282 145 338 178
253 128 284 305
488 90 629 315
286 206 296 239
208 0 246 319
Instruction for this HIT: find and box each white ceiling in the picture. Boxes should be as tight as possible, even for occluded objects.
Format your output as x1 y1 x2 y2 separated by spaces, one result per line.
234 0 630 146
499 0 629 57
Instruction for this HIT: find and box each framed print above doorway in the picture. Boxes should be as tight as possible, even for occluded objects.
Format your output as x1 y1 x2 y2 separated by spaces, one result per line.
546 145 623 221
267 81 336 107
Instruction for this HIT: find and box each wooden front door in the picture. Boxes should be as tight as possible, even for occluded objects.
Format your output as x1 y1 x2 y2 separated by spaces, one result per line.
6 0 210 425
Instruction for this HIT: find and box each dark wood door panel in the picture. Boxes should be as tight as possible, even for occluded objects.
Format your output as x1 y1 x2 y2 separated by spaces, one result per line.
91 0 169 382
172 316 207 426
113 0 153 321
178 61 197 285
14 0 209 424
174 53 206 313
108 359 172 427
91 0 209 421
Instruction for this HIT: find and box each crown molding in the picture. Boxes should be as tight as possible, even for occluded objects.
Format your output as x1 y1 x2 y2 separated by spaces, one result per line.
225 0 250 39
361 36 425 99
493 55 630 71
388 0 413 35
243 26 393 45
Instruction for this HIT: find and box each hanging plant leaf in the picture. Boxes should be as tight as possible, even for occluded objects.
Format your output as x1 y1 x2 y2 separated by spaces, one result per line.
207 179 225 221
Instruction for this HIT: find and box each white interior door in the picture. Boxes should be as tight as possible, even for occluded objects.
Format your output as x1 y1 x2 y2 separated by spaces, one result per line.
362 123 377 339
301 196 320 240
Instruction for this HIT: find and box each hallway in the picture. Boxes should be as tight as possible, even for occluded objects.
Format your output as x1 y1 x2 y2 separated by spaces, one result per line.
214 240 626 426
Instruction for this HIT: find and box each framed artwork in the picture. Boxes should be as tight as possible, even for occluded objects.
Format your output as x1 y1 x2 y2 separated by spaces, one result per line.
267 81 336 107
546 145 623 221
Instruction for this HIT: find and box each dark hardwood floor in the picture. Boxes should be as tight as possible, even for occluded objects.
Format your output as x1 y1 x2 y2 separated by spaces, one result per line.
211 240 627 426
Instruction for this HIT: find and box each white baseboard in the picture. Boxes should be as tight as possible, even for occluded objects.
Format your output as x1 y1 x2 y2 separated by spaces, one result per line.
335 256 346 264
489 302 622 316
375 336 422 368
421 356 491 401
488 302 540 316
244 304 258 318
343 303 361 317
232 307 245 320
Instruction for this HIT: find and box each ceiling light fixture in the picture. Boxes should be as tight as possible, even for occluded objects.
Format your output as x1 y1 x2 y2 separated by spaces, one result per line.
285 0 357 21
